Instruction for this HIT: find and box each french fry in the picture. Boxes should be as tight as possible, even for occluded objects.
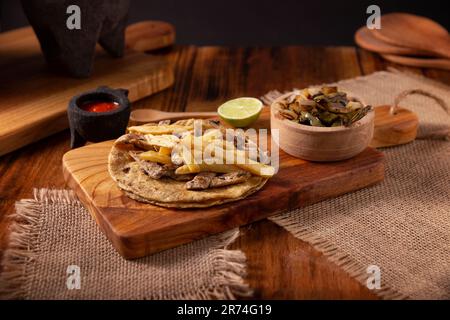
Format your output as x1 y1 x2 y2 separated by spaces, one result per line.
139 150 172 164
128 125 192 135
181 135 275 177
181 130 221 149
181 132 193 148
217 147 274 178
144 134 179 148
180 133 194 164
201 129 222 143
233 149 275 177
234 161 275 178
174 164 196 175
211 142 274 177
158 146 172 156
180 132 220 164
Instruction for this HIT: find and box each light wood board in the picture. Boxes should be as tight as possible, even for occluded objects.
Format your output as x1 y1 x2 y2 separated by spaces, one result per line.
0 22 175 156
63 112 385 259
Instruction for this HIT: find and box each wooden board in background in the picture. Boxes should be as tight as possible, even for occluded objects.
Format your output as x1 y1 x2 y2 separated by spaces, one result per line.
0 22 175 156
63 112 385 259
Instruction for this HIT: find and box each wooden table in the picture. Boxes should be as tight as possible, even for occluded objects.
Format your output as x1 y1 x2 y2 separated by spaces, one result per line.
1 46 449 299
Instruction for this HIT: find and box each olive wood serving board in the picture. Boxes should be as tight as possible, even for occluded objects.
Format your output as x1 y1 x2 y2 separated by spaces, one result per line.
0 21 175 156
62 110 385 259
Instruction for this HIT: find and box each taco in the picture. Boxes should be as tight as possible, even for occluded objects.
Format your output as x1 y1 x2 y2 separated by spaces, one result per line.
108 119 274 208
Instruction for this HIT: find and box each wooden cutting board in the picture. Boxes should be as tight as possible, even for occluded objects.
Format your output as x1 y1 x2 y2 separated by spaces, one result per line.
63 111 385 259
0 21 175 157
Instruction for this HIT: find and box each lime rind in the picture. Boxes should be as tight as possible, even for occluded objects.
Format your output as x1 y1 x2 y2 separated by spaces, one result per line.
218 97 263 128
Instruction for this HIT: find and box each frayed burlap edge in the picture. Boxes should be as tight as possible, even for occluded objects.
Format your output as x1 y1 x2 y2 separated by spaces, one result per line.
0 189 55 300
0 188 252 300
268 214 409 300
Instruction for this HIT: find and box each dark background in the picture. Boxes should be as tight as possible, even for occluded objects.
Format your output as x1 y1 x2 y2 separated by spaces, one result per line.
0 0 448 45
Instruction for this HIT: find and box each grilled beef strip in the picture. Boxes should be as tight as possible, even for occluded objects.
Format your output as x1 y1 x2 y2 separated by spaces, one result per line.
129 151 195 181
128 151 167 179
185 171 251 190
210 171 251 188
185 172 217 190
121 133 155 151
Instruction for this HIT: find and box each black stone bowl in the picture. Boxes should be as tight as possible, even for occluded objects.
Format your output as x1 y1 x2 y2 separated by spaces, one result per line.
68 86 131 148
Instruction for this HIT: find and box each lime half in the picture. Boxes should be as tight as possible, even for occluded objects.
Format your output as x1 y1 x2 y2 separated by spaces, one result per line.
218 97 263 128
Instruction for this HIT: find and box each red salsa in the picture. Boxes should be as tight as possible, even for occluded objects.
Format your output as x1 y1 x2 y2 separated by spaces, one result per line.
81 101 119 113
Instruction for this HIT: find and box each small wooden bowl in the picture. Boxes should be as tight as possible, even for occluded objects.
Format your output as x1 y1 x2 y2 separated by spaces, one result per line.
270 93 375 162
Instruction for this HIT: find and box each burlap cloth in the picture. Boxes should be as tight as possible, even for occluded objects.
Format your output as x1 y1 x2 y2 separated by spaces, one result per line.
0 189 252 299
266 69 450 299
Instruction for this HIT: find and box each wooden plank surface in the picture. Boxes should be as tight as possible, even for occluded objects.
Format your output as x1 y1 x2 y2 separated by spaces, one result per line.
62 109 384 259
1 46 449 299
0 25 174 156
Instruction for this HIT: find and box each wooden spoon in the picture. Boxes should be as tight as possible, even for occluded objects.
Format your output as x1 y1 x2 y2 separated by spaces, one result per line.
355 26 430 56
372 13 450 59
130 109 217 124
382 54 450 71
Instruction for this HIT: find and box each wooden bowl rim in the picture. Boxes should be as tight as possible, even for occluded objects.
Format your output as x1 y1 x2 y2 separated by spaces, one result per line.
271 92 374 133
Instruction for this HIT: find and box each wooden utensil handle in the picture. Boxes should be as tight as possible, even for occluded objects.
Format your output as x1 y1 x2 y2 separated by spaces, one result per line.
130 109 217 123
156 111 217 120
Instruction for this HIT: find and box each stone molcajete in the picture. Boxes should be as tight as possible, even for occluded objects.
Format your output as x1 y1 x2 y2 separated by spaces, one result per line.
21 0 130 77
